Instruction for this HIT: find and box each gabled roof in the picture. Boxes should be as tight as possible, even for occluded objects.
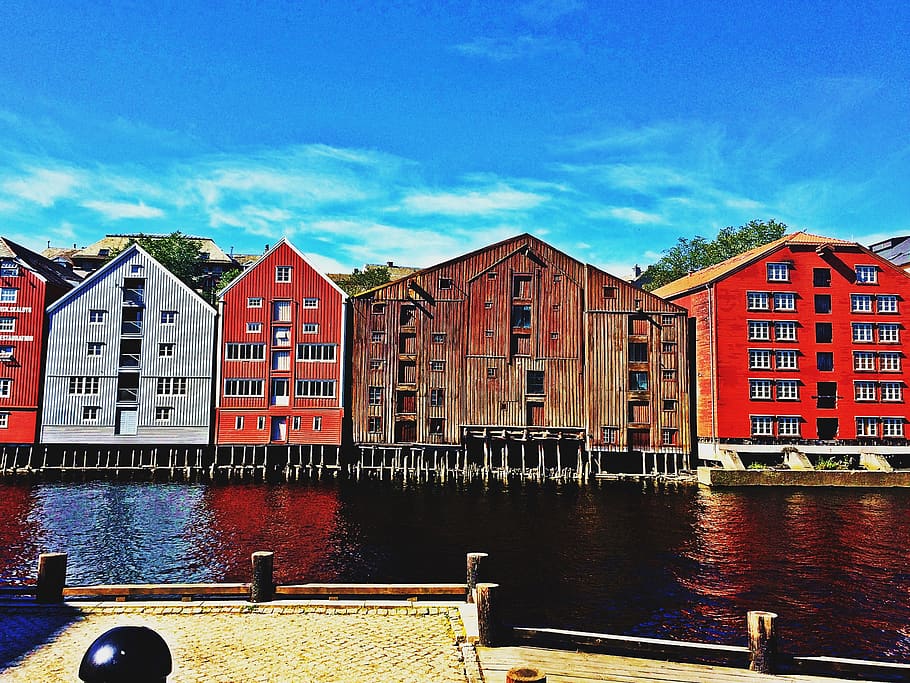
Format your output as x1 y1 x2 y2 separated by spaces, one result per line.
0 237 82 289
652 232 858 299
869 235 910 268
217 237 347 301
48 243 215 314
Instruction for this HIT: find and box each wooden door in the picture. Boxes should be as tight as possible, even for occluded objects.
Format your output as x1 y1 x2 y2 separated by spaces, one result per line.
116 408 138 435
526 401 545 426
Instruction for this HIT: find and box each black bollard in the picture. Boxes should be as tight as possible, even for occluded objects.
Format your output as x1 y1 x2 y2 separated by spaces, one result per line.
78 626 172 683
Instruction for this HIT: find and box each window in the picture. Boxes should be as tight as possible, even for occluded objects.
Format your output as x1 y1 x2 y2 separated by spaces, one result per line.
160 311 177 324
748 321 770 341
98 249 110 257
0 345 13 360
663 399 677 411
0 379 10 398
773 292 795 311
371 302 386 315
313 416 322 431
226 343 265 361
815 295 831 314
296 380 336 397
290 416 301 430
429 418 445 435
775 321 797 341
855 265 878 284
302 323 318 334
0 412 7 428
484 330 494 337
368 416 382 433
484 302 493 309
878 295 899 313
430 388 445 406
89 310 106 324
87 342 104 357
628 371 649 391
879 324 900 343
258 416 266 430
750 379 773 400
629 343 649 362
371 331 385 343
856 417 878 437
432 333 446 344
369 359 383 370
246 322 262 334
303 298 319 309
749 350 772 369
368 386 383 405
247 297 263 308
661 429 678 446
224 379 264 397
661 342 675 353
778 416 801 436
882 382 903 402
767 263 789 281
0 317 14 332
82 406 100 423
602 286 617 299
511 305 532 328
777 380 800 400
155 407 172 421
776 350 798 370
662 369 677 381
552 303 561 312
527 370 545 394
276 266 292 282
235 416 244 430
854 352 875 371
156 378 187 395
880 352 901 372
0 288 17 303
601 426 619 445
487 271 497 280
0 260 19 277
852 323 874 343
273 301 292 321
68 377 99 395
882 418 904 438
813 268 831 287
751 416 774 436
438 277 452 290
851 294 873 313
487 367 497 379
855 381 876 401
297 344 336 361
661 314 675 326
816 323 832 343
817 352 834 371
273 327 291 346
430 360 445 372
747 291 769 310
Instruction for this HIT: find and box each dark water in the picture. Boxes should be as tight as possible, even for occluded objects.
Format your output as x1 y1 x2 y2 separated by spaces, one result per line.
1 479 908 661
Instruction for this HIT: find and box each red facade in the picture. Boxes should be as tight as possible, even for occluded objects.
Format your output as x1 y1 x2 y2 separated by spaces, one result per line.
215 239 345 445
656 233 910 448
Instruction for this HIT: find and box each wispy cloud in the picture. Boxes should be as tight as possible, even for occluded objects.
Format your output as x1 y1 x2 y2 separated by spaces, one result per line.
452 35 580 61
600 207 664 224
2 167 81 207
82 200 165 220
401 185 548 215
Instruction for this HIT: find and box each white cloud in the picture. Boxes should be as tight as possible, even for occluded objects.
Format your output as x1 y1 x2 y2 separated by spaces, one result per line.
2 167 81 206
604 207 663 224
402 187 547 215
82 200 165 220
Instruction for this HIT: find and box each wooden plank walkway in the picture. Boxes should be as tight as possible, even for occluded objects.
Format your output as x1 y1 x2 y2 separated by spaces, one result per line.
475 646 889 683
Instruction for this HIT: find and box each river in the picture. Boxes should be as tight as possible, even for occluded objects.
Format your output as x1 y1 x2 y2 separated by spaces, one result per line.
1 479 908 661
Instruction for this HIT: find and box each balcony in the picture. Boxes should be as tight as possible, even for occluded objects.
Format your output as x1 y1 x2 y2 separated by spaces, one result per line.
122 288 145 307
119 353 141 369
121 319 143 335
117 387 139 403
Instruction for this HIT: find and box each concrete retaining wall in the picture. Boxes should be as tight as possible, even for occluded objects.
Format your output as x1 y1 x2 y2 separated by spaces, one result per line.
698 467 910 487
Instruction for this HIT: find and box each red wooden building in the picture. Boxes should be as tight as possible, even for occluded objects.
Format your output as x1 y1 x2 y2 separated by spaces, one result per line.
654 232 910 462
0 238 80 444
215 239 345 448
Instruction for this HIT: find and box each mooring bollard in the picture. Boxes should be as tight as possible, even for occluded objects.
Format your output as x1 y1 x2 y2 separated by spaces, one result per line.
78 626 172 682
747 610 778 674
506 666 546 683
36 552 67 604
466 552 488 603
476 582 501 647
250 551 274 603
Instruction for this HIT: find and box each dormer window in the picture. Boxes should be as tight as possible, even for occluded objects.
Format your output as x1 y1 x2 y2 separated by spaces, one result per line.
98 249 110 257
855 265 878 284
766 262 789 282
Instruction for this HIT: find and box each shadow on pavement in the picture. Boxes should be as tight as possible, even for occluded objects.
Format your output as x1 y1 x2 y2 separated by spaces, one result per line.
0 604 84 671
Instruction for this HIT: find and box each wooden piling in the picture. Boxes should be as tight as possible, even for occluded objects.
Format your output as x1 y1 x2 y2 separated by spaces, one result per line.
466 552 489 603
507 667 546 683
747 610 778 674
36 552 67 603
476 582 502 647
250 551 275 603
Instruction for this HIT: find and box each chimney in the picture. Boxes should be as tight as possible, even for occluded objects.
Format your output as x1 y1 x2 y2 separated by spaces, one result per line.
633 264 642 278
387 261 394 267
47 240 51 249
264 244 270 253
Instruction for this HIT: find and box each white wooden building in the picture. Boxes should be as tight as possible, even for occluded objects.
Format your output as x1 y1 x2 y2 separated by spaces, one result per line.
41 244 216 444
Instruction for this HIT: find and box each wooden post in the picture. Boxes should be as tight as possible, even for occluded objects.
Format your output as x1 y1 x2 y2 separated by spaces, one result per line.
747 610 778 674
36 552 67 603
476 582 502 647
250 551 275 603
466 552 489 603
507 667 546 683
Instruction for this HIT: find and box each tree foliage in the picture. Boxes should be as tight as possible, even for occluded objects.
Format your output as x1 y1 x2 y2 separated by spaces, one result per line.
126 232 203 287
335 266 391 296
642 219 788 291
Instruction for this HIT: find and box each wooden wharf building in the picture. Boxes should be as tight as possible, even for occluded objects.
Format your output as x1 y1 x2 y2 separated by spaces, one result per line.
349 234 691 478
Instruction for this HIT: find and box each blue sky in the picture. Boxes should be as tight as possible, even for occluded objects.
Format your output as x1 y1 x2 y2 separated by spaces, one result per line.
0 1 907 277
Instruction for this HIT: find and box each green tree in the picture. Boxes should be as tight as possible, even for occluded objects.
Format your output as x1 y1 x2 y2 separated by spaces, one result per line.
130 232 203 287
643 219 788 291
335 266 391 296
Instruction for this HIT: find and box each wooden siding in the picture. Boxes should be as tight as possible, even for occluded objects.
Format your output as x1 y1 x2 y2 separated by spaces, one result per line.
215 240 345 445
41 246 215 444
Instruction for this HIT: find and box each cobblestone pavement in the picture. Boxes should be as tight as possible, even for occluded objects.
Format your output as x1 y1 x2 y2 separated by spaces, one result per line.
0 602 471 682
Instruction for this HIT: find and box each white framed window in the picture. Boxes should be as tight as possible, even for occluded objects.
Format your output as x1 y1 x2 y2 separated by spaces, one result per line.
851 294 873 313
369 359 383 370
882 417 904 437
371 331 385 343
296 344 336 361
130 264 144 275
778 416 801 436
247 297 263 308
0 317 15 332
89 310 106 324
856 417 878 437
776 350 798 370
302 323 318 334
749 379 772 400
82 406 101 423
881 382 903 402
774 321 798 341
156 377 187 395
747 321 770 341
880 352 902 372
235 416 244 430
68 377 99 395
159 343 176 358
438 277 452 290
87 342 104 357
275 266 292 283
877 295 899 313
224 379 264 397
751 415 774 436
246 322 262 334
855 265 878 284
0 260 19 277
773 292 795 311
303 298 319 309
258 416 266 429
0 288 17 303
0 379 11 398
0 412 8 428
777 380 800 400
852 323 874 343
430 360 446 372
0 345 13 360
155 406 172 421
225 343 266 361
879 324 900 343
295 379 336 397
432 333 446 343
368 416 382 433
371 302 386 315
313 416 322 431
854 352 875 371
292 416 301 430
767 262 790 282
160 311 178 324
749 350 772 369
855 381 877 401
746 291 769 310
